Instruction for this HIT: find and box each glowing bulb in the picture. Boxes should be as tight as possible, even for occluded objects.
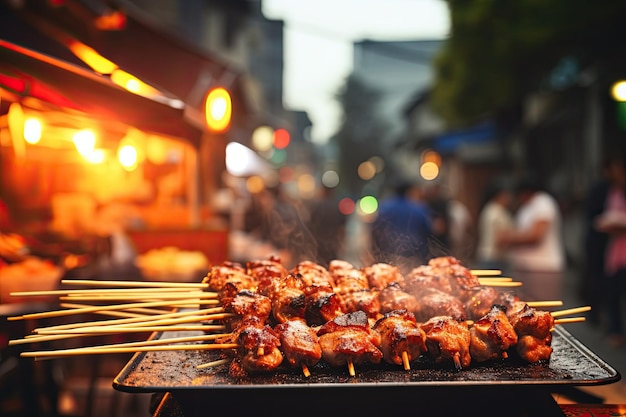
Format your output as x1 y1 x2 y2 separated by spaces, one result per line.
118 145 138 170
612 81 626 102
420 161 439 180
23 118 42 144
73 129 96 156
204 87 232 132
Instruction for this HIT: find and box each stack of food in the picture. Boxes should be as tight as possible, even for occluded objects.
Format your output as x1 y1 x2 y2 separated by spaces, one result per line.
7 255 589 379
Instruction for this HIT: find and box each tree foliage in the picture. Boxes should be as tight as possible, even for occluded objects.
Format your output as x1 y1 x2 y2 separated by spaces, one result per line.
431 0 626 127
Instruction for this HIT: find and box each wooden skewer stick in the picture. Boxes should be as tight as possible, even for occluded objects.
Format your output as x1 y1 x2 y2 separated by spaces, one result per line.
61 279 210 289
8 299 218 321
402 351 410 371
197 359 230 369
551 306 592 318
526 300 563 308
60 292 218 301
36 324 227 335
477 277 513 282
21 343 240 359
347 358 355 377
554 317 586 325
302 363 311 377
35 313 234 335
471 269 502 276
11 331 231 347
479 281 523 287
33 307 224 333
10 287 199 297
60 303 170 317
10 333 97 345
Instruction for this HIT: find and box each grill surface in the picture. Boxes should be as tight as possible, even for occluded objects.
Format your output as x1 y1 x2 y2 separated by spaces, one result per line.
113 325 620 392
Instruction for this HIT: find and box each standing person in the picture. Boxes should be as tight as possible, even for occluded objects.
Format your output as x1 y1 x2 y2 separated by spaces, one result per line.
498 175 565 301
307 185 348 266
475 179 515 273
595 151 626 347
370 180 433 272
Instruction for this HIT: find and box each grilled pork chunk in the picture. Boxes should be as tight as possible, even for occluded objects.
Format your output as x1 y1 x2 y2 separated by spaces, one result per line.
372 309 427 367
469 305 518 362
420 315 471 370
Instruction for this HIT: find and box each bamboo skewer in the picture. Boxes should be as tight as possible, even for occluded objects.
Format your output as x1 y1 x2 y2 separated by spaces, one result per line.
554 317 586 325
402 351 410 371
59 303 170 317
302 364 311 377
10 287 200 297
471 269 502 276
347 358 355 377
61 279 210 289
476 277 514 282
21 343 240 359
34 324 226 334
197 359 230 369
551 306 592 318
526 300 563 308
59 292 218 302
479 281 523 287
8 299 219 321
33 307 224 333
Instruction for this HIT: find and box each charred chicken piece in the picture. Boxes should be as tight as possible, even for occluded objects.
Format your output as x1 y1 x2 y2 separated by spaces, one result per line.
292 260 335 288
338 289 381 319
506 303 554 363
414 288 467 322
231 316 283 375
317 311 383 369
463 286 501 320
405 256 481 298
203 261 254 293
271 286 307 324
247 256 289 293
303 284 343 326
222 290 272 331
469 305 518 362
362 262 405 291
274 318 322 371
372 309 427 368
378 283 420 315
329 259 370 294
257 272 305 300
420 315 471 370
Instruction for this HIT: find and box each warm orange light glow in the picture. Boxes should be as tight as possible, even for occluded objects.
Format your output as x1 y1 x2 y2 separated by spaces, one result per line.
204 87 232 133
422 149 442 166
73 129 97 156
252 126 274 151
23 117 42 144
420 161 439 180
297 174 316 198
85 149 106 164
357 161 376 180
68 41 117 74
273 128 290 149
118 144 138 171
111 69 159 97
246 176 265 194
611 81 626 102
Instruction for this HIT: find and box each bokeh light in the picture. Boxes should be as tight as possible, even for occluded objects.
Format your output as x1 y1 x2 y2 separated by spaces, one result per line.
358 160 377 180
369 156 385 173
359 195 378 215
422 149 442 166
273 128 290 149
73 129 96 156
321 170 340 188
23 118 42 144
338 197 356 215
251 126 274 151
246 175 265 194
297 173 316 198
420 161 439 180
612 81 626 102
118 144 138 171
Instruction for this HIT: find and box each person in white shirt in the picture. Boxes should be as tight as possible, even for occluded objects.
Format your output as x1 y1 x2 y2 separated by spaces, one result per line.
475 180 514 272
498 176 565 301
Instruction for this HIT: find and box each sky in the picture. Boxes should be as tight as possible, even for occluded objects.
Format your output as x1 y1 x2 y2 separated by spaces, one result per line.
261 0 451 144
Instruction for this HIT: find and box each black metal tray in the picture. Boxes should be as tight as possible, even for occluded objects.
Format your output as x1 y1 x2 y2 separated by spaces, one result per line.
112 325 620 392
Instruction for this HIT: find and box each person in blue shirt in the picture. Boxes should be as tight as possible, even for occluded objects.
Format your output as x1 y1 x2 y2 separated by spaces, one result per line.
370 180 433 272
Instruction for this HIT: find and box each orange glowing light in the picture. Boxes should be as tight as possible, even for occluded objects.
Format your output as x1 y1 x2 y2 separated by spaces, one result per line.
111 69 159 97
68 41 117 74
422 149 442 166
273 129 290 149
118 144 138 171
420 161 439 180
23 117 42 144
204 87 232 133
73 129 97 156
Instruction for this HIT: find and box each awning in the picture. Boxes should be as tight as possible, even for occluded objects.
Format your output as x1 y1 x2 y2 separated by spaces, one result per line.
0 0 259 134
432 121 497 154
0 39 203 145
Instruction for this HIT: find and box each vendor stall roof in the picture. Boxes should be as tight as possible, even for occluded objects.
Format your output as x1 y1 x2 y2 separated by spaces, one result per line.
0 40 203 146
